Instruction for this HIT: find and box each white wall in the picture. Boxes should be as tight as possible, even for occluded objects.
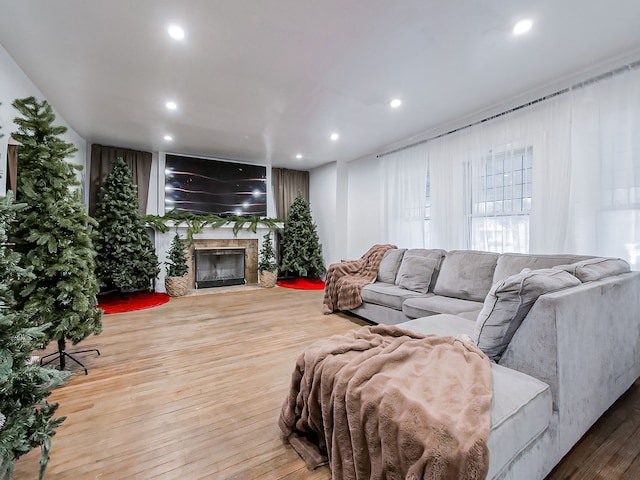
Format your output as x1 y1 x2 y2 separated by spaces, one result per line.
311 154 386 265
346 155 384 259
0 43 87 196
310 162 338 266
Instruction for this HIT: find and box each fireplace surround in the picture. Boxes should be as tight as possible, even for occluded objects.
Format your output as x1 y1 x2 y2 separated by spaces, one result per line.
154 223 276 293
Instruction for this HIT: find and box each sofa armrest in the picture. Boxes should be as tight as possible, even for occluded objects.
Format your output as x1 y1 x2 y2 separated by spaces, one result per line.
499 271 640 454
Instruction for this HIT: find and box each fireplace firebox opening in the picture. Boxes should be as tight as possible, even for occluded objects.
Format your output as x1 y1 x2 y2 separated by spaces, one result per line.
194 248 246 288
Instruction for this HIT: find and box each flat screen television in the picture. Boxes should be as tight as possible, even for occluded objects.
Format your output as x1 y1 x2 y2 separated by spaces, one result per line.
164 154 267 216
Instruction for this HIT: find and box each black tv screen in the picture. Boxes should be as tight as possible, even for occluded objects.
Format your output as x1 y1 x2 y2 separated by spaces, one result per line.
164 154 267 216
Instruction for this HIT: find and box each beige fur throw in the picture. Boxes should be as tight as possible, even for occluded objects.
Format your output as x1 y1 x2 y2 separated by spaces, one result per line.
322 244 396 314
279 325 492 480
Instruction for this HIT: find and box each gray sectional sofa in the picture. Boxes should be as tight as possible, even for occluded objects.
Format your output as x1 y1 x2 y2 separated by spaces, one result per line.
347 249 640 480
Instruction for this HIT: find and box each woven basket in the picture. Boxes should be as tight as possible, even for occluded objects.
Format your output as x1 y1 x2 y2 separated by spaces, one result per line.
165 275 189 297
259 270 278 288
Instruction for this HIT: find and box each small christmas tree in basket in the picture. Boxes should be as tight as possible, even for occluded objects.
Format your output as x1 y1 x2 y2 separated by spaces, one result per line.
258 232 278 288
165 233 189 297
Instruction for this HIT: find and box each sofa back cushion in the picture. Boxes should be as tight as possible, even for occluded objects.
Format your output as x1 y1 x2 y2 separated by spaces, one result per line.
554 257 630 282
474 268 581 361
434 250 499 301
396 257 439 294
493 253 593 284
377 249 406 284
395 249 446 290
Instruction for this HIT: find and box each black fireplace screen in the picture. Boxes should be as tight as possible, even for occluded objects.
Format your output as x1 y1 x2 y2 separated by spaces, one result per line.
194 248 245 288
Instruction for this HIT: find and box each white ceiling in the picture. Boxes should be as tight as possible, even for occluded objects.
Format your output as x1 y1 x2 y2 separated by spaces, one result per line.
1 1 639 170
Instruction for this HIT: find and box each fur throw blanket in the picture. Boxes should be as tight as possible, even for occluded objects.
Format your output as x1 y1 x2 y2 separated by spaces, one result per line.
322 244 396 314
279 325 492 480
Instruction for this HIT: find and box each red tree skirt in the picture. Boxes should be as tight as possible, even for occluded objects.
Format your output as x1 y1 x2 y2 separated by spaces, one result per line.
98 291 170 314
277 277 326 290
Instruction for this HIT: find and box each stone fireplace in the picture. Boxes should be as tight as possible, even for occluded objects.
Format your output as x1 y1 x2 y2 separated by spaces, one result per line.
154 223 275 293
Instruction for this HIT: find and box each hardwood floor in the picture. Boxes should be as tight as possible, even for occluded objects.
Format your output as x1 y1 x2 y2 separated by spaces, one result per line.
12 288 640 479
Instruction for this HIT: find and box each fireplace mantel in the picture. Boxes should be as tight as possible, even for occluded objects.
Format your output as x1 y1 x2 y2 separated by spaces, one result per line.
152 222 281 293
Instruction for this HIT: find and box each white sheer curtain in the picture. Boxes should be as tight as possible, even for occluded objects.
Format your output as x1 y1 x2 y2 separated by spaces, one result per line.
381 144 429 248
565 68 640 266
426 95 572 253
374 65 640 263
427 133 468 249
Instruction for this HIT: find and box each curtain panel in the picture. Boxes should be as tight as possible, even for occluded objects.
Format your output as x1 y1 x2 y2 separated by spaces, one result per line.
565 67 640 265
272 168 309 220
89 144 152 215
381 144 429 249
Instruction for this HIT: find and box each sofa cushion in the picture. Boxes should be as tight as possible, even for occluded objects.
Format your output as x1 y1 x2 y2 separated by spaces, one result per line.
396 249 446 290
474 268 581 361
398 314 476 337
555 257 630 282
402 295 483 319
361 283 425 311
396 257 439 294
434 250 499 302
493 252 593 284
487 364 552 479
377 249 406 284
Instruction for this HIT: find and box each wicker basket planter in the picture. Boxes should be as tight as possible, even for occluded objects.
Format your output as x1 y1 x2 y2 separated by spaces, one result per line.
165 275 189 297
259 270 278 288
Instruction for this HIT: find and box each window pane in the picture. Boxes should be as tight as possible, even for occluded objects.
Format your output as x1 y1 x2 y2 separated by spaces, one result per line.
469 145 533 253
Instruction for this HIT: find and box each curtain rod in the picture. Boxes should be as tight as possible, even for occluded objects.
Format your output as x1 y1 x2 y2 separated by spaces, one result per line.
377 58 640 159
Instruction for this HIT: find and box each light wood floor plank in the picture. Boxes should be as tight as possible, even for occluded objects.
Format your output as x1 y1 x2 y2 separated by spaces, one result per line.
12 287 640 479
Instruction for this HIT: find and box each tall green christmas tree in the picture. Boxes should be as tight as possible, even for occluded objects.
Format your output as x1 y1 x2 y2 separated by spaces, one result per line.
279 194 325 278
93 158 159 292
0 117 69 479
10 97 102 361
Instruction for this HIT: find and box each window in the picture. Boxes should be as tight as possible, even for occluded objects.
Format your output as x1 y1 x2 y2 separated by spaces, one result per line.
469 146 532 253
164 154 267 216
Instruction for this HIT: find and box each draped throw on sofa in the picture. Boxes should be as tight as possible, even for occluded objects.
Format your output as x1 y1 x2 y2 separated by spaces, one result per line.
89 144 152 215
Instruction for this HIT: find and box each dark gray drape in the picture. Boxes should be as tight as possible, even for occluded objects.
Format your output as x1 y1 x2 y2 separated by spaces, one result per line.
271 168 309 220
89 144 152 215
7 143 18 196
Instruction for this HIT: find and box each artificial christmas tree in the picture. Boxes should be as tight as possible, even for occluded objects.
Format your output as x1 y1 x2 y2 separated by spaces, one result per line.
93 158 160 292
0 119 68 480
10 96 102 373
164 233 188 297
279 194 325 278
258 232 278 287
0 190 68 480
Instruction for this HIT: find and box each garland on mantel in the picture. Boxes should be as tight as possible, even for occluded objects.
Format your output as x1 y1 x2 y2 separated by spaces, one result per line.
144 211 282 244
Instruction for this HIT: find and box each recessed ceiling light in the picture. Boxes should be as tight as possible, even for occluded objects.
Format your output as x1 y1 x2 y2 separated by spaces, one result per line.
165 101 177 110
390 98 402 108
513 19 533 35
330 133 340 141
168 24 185 40
296 154 303 159
163 135 173 141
